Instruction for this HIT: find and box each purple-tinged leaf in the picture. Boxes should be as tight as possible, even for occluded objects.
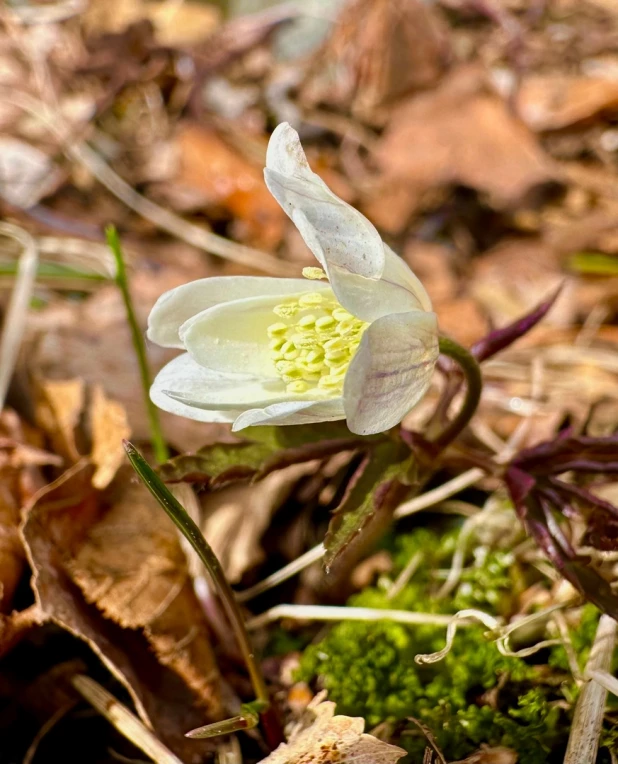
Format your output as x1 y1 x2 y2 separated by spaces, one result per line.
548 478 618 517
585 510 618 552
324 442 412 575
512 432 618 476
504 466 536 506
506 468 618 620
471 284 563 363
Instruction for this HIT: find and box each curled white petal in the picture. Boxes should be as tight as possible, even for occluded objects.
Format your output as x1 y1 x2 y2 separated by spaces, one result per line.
151 353 325 420
343 311 439 435
147 276 316 349
232 398 345 431
180 284 332 378
264 123 384 280
150 354 243 423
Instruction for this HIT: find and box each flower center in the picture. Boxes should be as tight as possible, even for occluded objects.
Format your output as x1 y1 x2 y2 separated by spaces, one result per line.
266 292 368 395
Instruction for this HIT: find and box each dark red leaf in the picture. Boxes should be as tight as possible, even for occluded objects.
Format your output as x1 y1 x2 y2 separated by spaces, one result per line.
471 284 563 363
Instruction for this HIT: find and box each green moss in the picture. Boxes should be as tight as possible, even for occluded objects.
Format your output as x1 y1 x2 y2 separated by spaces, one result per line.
297 527 576 763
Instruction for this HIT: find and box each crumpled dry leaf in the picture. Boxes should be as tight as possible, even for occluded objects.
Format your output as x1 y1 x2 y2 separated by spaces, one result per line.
90 385 131 490
517 74 618 132
31 282 225 454
0 410 50 613
369 66 558 232
34 378 85 464
20 460 223 760
259 695 406 764
0 604 45 659
34 379 131 490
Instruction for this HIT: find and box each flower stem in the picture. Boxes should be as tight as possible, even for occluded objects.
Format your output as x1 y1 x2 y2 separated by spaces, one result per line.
106 226 169 464
123 441 282 748
432 337 482 451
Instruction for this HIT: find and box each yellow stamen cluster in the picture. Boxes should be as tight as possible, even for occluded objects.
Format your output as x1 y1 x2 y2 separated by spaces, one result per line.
267 292 368 395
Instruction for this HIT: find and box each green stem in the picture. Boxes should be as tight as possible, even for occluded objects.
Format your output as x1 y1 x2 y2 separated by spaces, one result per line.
106 226 169 464
123 442 282 746
431 337 482 451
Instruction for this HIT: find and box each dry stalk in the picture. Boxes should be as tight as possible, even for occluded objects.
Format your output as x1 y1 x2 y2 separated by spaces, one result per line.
0 222 38 410
71 674 183 764
564 614 617 764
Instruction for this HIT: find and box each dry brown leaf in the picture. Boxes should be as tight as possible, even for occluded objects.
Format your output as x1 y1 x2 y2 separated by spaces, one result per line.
70 466 221 707
470 238 567 328
34 378 85 463
301 0 450 122
31 280 226 454
259 695 406 764
200 461 320 584
173 122 285 250
517 75 618 132
20 461 223 760
90 385 131 490
0 410 49 613
0 604 45 659
371 66 557 231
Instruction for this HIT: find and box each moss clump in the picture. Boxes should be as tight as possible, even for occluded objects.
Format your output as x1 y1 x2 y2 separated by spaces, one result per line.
297 527 595 763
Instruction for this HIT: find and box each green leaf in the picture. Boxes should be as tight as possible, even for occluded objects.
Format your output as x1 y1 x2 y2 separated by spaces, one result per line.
159 425 373 486
159 441 275 485
324 442 413 574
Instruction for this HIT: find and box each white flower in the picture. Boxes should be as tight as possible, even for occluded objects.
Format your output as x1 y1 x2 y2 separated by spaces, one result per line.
147 123 439 435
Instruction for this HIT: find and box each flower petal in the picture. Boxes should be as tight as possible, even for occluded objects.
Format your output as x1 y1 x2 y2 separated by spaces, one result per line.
343 311 439 435
264 123 384 280
151 353 326 423
329 244 433 322
147 276 317 349
180 285 332 377
232 398 345 431
150 354 242 423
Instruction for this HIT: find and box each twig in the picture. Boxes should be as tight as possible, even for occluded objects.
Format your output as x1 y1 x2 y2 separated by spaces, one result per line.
107 227 168 464
236 543 325 603
71 674 183 764
23 702 75 764
386 551 423 600
246 604 461 631
564 614 617 764
0 222 38 410
394 469 485 519
0 88 293 276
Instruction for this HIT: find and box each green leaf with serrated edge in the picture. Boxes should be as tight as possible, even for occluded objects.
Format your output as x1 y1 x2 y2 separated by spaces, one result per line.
324 442 413 574
159 441 274 485
159 422 376 486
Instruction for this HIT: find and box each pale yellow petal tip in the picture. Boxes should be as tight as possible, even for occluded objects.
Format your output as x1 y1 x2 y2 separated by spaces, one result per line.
302 266 327 281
